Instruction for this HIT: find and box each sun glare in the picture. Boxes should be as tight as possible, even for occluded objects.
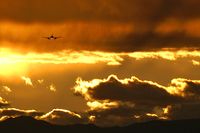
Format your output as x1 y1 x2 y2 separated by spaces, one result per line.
0 51 27 77
0 47 200 77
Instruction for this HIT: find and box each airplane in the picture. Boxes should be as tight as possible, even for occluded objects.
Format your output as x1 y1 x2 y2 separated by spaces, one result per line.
42 34 63 40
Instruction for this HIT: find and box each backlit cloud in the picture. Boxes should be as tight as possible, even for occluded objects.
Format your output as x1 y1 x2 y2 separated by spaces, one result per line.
0 108 43 119
21 76 33 86
0 0 199 23
0 108 87 125
0 108 45 123
38 109 87 125
49 84 56 92
73 75 200 126
0 48 199 78
0 0 199 127
37 79 44 84
0 97 9 108
1 86 12 94
1 74 200 126
0 21 200 52
192 60 200 66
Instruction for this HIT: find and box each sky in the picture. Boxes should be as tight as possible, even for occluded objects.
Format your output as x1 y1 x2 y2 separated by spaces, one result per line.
0 0 200 126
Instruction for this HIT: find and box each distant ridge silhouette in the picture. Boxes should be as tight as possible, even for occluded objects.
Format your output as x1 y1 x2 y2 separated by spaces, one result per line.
1 116 200 133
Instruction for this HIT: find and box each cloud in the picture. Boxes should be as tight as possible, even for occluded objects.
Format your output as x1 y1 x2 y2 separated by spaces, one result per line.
0 22 200 52
1 86 12 94
0 97 9 108
37 79 44 84
38 109 87 125
0 48 200 66
49 84 56 92
73 75 200 126
167 103 200 120
0 48 124 66
1 48 199 78
0 108 88 125
0 108 43 120
21 76 33 86
1 48 199 79
0 0 200 23
0 76 199 126
87 104 167 126
192 60 200 66
74 75 183 105
0 0 200 51
167 78 200 98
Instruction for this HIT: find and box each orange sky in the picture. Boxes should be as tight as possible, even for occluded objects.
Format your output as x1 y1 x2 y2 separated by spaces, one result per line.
0 0 200 126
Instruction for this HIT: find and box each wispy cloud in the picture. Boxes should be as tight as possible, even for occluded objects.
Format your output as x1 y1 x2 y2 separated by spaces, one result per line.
49 84 56 92
37 79 44 84
0 97 9 107
192 60 200 66
0 48 200 66
21 76 33 86
1 86 12 94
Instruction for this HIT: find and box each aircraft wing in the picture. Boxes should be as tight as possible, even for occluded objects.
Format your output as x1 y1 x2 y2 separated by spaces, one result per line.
55 37 63 39
42 37 49 39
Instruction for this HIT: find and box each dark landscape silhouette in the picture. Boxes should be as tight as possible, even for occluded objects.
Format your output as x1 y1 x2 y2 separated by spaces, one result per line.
1 116 200 133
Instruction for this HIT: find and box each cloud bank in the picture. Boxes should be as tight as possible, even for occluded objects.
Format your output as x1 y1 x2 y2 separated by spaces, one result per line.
1 74 200 127
0 108 87 125
38 109 87 125
0 0 200 52
73 75 200 126
0 48 200 66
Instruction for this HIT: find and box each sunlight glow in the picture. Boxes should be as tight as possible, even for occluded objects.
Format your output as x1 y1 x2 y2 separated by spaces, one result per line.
0 48 199 77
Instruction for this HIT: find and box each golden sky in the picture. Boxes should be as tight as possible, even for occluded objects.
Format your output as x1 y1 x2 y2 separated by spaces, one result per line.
0 0 200 126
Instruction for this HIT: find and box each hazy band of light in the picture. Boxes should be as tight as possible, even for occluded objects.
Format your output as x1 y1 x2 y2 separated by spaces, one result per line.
0 48 200 65
0 48 199 77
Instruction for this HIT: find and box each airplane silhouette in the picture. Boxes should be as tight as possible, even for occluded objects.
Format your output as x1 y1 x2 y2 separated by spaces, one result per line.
42 34 63 40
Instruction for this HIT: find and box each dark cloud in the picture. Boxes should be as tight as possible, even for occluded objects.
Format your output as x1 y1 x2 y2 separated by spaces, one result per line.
1 75 200 126
73 75 200 126
111 32 200 52
0 0 170 22
0 27 199 52
0 0 200 23
168 103 200 120
86 76 183 106
180 80 200 98
0 0 200 52
88 105 163 126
